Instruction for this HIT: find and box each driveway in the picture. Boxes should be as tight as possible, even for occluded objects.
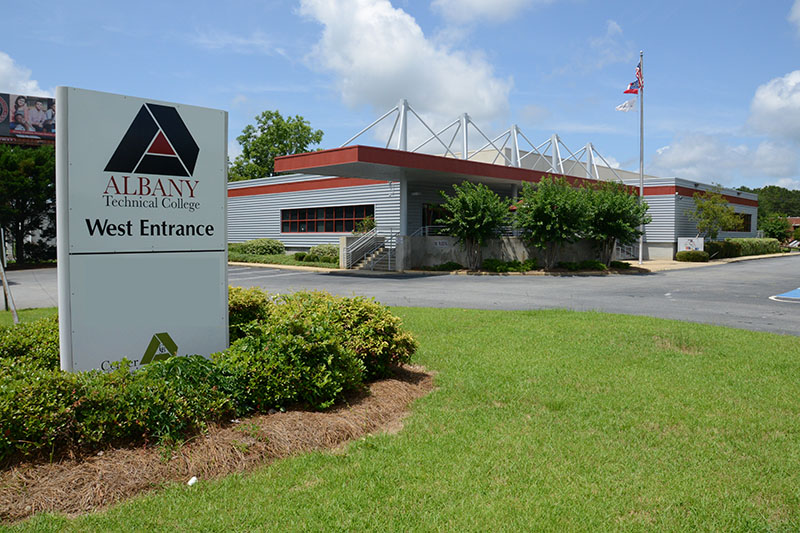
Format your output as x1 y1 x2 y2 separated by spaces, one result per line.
228 256 800 336
5 255 799 336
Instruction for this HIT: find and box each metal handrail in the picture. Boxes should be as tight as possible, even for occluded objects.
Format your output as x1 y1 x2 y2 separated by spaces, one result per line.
345 228 379 269
370 229 397 271
409 225 447 237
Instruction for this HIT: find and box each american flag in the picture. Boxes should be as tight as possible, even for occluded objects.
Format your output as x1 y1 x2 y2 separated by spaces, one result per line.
624 61 643 94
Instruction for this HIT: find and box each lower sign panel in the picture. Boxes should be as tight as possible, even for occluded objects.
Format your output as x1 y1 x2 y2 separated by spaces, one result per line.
63 251 228 372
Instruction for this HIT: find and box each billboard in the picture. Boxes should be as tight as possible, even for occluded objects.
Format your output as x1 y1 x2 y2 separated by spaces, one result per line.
56 87 228 372
0 93 56 146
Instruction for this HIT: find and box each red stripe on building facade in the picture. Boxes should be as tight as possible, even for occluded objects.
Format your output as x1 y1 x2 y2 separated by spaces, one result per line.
643 185 758 207
228 177 383 197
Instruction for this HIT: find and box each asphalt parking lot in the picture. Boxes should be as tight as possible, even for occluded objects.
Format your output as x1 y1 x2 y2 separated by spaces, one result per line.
5 254 800 336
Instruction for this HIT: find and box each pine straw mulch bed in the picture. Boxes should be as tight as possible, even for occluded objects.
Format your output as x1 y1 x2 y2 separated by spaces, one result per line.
1 365 434 524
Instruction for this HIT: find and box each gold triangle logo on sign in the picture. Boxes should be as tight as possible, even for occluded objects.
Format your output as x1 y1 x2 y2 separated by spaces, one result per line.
140 332 178 365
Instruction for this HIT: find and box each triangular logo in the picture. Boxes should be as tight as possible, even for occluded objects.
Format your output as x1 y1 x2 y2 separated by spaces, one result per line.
147 131 176 156
104 103 199 177
140 332 178 365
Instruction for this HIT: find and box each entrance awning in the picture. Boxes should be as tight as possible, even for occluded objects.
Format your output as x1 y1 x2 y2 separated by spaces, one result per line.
274 145 596 188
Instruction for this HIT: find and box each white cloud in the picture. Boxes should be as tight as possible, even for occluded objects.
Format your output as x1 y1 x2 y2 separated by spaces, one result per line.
431 0 551 24
650 134 799 188
589 20 635 69
299 0 512 130
190 30 279 56
0 52 48 96
599 155 620 169
752 140 799 177
554 19 634 75
776 178 800 190
789 0 800 33
749 70 800 142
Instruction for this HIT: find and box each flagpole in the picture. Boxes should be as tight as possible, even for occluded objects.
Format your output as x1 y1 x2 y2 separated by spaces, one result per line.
638 50 644 265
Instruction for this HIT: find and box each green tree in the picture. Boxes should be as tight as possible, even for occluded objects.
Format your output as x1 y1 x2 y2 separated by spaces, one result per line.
739 185 800 222
687 188 739 240
515 176 590 269
0 145 55 263
437 182 509 270
759 212 791 241
587 181 651 266
229 110 324 181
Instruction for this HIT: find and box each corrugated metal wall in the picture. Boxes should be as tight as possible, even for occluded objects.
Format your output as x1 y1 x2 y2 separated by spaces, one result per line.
641 195 676 242
228 174 400 247
405 181 516 235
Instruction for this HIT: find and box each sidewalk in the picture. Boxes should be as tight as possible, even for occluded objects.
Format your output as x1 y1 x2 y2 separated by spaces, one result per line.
639 251 799 272
234 251 800 275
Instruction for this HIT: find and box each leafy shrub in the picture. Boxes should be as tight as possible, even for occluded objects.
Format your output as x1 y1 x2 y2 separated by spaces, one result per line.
432 261 464 271
676 250 709 262
238 238 285 256
0 315 59 371
304 253 320 262
228 286 273 342
610 260 630 269
556 260 607 271
323 293 417 379
704 240 742 259
129 356 236 440
727 238 782 256
354 216 376 234
214 294 365 411
308 244 339 263
294 252 307 261
0 290 416 462
0 356 237 462
481 258 538 273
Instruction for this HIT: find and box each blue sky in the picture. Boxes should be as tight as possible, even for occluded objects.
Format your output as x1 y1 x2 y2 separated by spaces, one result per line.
3 0 800 189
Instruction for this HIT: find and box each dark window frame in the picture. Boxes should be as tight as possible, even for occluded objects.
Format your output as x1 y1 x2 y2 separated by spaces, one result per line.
280 204 375 234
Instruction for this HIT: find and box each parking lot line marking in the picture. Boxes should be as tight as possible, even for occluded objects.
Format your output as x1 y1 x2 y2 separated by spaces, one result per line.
769 287 800 303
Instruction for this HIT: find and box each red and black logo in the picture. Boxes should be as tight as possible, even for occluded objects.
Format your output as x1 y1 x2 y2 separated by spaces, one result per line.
105 103 199 177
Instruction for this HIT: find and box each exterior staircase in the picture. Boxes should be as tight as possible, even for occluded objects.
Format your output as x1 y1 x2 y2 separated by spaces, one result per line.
351 246 396 271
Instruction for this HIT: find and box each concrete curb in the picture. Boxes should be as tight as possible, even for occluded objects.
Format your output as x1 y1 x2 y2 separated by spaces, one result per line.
230 251 800 276
227 261 337 273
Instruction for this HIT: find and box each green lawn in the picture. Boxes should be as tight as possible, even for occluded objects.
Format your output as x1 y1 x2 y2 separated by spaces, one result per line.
7 308 800 531
0 307 57 328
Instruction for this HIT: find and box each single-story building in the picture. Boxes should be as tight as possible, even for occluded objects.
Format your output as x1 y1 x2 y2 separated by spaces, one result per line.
227 142 757 267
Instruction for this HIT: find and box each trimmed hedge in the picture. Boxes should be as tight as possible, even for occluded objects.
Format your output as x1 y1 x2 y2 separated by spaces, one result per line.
705 240 742 259
0 289 416 464
307 244 339 264
0 315 59 372
236 238 286 256
481 258 538 273
228 286 272 342
726 238 781 256
417 261 464 271
676 250 709 262
556 260 608 271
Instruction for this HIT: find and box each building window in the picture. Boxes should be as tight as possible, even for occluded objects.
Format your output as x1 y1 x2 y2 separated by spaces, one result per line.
281 205 375 233
725 213 752 232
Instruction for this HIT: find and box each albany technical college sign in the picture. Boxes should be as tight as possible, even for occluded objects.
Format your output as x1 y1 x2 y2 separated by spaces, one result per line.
56 87 228 372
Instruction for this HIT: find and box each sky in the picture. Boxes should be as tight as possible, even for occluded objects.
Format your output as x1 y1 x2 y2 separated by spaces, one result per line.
3 0 800 190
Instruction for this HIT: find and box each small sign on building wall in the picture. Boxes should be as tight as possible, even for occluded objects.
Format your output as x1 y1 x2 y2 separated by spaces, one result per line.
56 87 228 372
678 237 704 251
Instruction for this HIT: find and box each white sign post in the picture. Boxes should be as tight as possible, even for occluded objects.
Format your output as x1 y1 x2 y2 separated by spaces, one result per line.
56 87 228 372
